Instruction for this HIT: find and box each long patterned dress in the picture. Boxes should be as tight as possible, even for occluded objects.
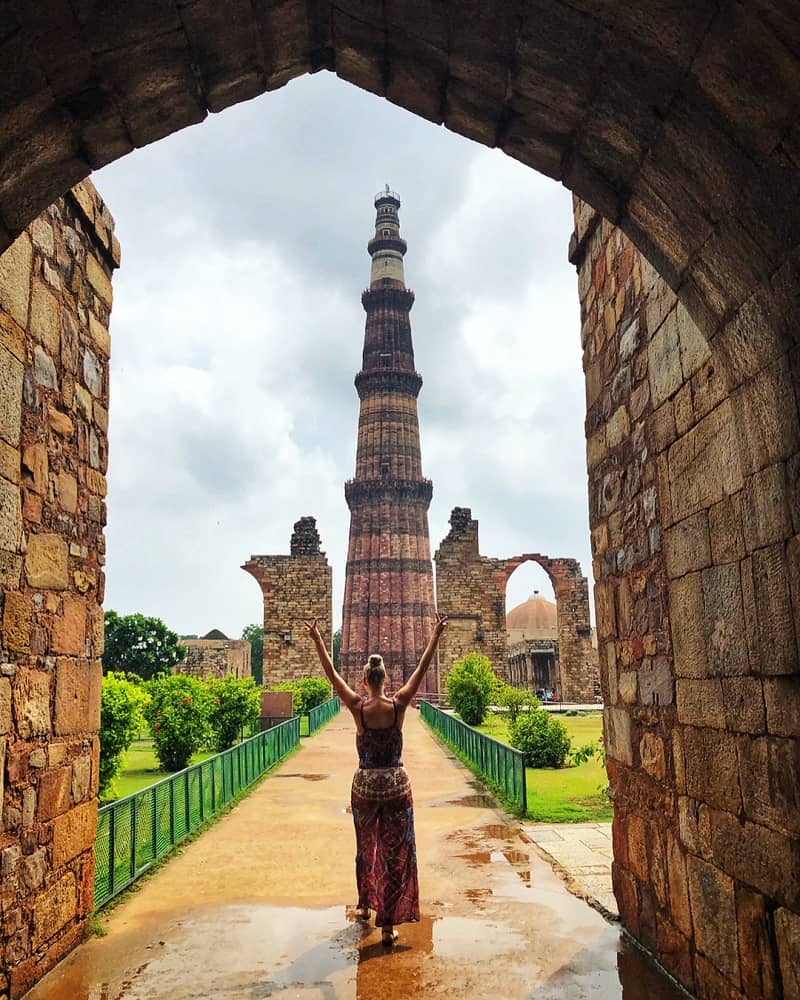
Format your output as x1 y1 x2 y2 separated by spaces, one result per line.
351 701 420 926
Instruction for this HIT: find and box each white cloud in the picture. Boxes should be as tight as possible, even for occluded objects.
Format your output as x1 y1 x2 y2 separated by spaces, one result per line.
96 71 594 643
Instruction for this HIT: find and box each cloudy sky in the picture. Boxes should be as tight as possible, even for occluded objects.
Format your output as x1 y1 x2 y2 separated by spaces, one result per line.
93 71 591 639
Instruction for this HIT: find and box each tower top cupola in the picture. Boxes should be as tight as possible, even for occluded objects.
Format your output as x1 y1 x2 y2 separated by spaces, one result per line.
368 185 407 289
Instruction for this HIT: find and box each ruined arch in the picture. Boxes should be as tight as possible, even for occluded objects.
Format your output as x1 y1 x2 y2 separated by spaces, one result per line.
1 5 799 998
503 553 598 703
0 2 799 361
434 510 598 702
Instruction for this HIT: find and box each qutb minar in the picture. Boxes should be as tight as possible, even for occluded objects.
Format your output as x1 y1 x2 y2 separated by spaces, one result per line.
340 189 437 694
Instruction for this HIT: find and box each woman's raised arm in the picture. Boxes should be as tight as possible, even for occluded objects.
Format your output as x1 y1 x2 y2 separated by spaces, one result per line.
303 619 362 710
394 614 448 707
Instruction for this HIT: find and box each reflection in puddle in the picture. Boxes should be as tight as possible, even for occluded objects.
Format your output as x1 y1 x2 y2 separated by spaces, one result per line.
444 794 496 808
476 823 518 841
275 772 330 781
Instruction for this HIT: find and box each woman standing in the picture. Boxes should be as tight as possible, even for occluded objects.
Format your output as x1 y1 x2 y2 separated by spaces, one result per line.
304 615 447 946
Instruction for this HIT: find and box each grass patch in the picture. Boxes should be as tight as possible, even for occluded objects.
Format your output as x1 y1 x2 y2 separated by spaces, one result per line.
477 711 612 824
103 740 216 803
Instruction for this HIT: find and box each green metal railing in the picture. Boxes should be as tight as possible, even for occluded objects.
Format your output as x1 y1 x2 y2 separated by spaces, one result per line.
307 696 340 735
419 701 527 813
93 716 300 910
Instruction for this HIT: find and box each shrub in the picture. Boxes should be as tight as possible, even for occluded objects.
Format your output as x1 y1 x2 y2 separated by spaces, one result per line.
272 677 331 716
509 708 571 768
99 672 150 796
446 652 496 726
144 674 210 771
206 675 262 751
493 682 538 724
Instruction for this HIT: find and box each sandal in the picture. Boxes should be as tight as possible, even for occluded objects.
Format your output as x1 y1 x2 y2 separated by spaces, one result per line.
381 928 399 947
354 907 370 921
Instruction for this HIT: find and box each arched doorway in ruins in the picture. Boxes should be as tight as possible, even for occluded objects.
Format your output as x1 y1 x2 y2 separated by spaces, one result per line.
1 6 799 998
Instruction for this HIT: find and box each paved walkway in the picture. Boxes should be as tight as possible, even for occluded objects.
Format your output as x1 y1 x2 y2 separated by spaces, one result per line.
524 822 617 917
27 712 685 1000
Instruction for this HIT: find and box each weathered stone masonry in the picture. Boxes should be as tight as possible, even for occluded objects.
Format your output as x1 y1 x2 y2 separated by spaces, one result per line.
0 181 115 998
434 507 598 704
573 198 800 1000
242 517 332 688
178 639 252 681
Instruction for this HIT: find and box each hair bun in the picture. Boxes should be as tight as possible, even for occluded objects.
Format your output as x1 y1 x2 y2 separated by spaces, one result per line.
369 654 383 668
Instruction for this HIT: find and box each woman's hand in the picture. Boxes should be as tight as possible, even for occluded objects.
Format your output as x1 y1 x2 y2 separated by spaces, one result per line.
303 619 322 643
433 613 448 637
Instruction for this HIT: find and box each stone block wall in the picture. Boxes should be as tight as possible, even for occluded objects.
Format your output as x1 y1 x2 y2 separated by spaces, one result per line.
573 198 800 999
179 639 252 681
434 507 599 702
242 517 332 688
0 182 116 998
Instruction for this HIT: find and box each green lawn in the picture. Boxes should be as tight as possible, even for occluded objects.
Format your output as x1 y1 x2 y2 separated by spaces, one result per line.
105 740 216 802
477 711 612 823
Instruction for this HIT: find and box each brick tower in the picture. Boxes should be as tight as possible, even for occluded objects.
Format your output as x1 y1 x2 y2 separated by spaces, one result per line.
341 188 436 693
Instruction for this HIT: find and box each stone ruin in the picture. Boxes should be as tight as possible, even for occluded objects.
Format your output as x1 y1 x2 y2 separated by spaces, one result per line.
242 517 332 688
434 508 599 704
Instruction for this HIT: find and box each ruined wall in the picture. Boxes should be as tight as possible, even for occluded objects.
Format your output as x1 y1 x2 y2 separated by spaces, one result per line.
434 508 507 684
574 199 800 999
0 182 115 997
179 639 251 681
434 507 598 702
242 517 332 688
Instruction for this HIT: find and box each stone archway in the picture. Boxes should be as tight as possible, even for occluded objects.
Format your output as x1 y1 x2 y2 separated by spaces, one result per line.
1 5 799 998
434 508 598 703
503 553 598 704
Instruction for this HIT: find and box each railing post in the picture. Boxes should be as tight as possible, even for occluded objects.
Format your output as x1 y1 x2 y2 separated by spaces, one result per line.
131 797 137 878
151 786 157 862
109 805 116 897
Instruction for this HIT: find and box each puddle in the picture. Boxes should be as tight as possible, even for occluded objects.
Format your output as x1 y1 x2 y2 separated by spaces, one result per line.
444 794 496 808
274 773 330 781
475 823 518 841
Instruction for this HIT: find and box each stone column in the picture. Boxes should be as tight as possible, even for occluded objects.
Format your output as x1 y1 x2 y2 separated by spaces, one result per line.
242 517 332 687
0 181 117 997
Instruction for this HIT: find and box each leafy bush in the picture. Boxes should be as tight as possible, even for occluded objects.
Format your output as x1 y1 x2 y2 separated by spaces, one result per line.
272 677 331 716
206 675 262 751
493 682 538 724
509 708 571 768
102 610 186 680
99 672 150 796
144 674 210 771
446 652 496 726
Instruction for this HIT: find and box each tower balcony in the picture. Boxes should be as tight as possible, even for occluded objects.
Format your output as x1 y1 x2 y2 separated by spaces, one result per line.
367 235 407 256
354 368 423 399
361 286 415 311
344 476 433 508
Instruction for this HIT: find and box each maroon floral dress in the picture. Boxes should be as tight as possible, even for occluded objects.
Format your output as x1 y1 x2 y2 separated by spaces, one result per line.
351 700 419 927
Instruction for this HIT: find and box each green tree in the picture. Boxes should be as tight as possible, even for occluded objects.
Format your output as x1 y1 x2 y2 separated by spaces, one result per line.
509 709 571 768
144 674 210 771
207 675 262 750
494 682 538 725
99 672 150 797
445 652 496 726
102 610 186 680
332 629 342 669
242 623 264 685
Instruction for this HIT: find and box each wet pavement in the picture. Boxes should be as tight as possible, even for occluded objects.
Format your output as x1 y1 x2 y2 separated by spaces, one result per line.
26 712 689 1000
524 822 617 917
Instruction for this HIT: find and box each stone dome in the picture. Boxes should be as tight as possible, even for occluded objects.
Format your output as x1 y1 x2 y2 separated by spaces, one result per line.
506 592 557 638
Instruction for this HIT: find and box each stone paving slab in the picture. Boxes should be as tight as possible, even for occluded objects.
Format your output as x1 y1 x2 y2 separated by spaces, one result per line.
524 821 617 919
